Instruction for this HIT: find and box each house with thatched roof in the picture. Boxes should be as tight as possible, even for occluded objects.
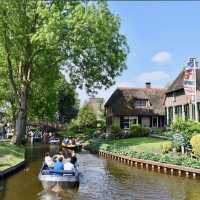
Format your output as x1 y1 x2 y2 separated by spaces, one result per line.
164 67 200 125
105 82 166 129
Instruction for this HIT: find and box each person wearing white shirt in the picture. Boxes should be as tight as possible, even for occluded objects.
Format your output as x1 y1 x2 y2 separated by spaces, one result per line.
44 152 53 168
64 161 74 171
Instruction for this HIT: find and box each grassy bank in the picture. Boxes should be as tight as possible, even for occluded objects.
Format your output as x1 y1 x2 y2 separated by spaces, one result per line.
0 141 25 171
86 137 200 169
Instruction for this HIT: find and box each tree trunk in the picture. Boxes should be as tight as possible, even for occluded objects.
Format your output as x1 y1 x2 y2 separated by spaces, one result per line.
11 85 28 145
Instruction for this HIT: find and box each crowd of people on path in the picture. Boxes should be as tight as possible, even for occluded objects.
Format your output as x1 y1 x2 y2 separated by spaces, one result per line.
0 123 13 140
44 150 77 173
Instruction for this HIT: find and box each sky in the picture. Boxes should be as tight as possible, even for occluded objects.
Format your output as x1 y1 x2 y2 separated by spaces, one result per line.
77 1 200 105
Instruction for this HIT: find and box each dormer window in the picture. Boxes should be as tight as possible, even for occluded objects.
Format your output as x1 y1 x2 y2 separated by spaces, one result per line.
134 99 149 108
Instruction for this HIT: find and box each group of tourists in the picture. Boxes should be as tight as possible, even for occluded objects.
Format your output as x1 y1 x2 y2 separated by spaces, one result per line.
44 150 77 172
0 123 12 140
63 137 81 146
63 137 75 145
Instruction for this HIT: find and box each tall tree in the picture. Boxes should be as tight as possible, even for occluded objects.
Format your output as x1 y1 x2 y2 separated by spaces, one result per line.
0 0 128 144
57 75 79 124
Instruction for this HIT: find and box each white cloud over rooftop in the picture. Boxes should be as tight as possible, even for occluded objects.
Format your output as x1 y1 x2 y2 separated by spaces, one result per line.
152 51 172 63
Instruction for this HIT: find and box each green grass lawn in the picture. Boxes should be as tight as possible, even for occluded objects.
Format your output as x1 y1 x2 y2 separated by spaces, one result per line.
96 137 170 154
0 141 25 171
110 137 169 153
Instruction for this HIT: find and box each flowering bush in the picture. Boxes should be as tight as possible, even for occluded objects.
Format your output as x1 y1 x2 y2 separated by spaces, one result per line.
190 134 200 157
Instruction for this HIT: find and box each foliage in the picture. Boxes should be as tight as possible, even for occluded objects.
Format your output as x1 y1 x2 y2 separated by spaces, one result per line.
57 75 79 124
172 118 200 143
78 105 97 129
130 124 150 137
130 124 141 137
160 130 175 138
87 138 200 169
161 141 172 154
141 127 150 137
190 134 200 157
172 133 185 151
0 0 128 144
111 124 122 139
68 118 80 132
82 127 96 136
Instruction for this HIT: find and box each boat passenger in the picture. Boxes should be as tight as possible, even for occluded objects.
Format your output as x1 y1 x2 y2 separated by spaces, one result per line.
68 138 72 145
44 152 53 168
54 157 64 172
64 160 74 171
71 151 77 166
63 137 69 144
53 151 64 161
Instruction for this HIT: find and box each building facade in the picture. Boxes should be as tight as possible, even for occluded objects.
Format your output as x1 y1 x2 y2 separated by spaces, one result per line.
105 83 166 130
164 69 200 125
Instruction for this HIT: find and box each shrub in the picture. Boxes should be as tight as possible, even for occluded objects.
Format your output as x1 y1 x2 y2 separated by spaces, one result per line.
172 118 200 143
141 127 150 136
172 133 185 151
161 141 172 154
130 124 141 137
83 127 95 135
190 134 200 157
111 125 122 139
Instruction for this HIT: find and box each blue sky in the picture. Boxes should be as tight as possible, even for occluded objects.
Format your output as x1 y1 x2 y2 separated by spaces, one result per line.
78 1 200 105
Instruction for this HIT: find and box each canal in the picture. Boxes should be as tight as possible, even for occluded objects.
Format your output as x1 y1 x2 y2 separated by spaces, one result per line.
0 144 200 200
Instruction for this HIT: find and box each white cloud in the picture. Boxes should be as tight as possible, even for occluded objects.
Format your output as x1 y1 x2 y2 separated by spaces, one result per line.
137 71 169 82
152 51 171 63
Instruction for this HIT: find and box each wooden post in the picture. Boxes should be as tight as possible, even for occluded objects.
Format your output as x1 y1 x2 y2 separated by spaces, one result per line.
192 173 196 179
186 171 189 178
158 166 160 172
151 165 154 171
178 170 182 176
170 169 174 175
164 167 167 173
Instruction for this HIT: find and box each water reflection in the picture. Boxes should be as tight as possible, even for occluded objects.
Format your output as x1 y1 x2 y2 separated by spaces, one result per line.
0 144 200 200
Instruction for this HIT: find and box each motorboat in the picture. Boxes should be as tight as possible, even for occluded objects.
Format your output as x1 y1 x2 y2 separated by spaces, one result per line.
61 142 77 149
49 138 60 145
38 163 80 189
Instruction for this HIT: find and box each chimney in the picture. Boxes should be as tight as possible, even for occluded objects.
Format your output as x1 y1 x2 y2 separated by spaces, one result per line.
145 82 151 89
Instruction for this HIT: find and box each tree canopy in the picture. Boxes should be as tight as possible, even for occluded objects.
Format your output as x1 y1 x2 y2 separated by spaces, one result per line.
0 0 128 144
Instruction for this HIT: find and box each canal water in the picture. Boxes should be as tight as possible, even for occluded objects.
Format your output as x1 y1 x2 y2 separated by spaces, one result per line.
0 144 200 200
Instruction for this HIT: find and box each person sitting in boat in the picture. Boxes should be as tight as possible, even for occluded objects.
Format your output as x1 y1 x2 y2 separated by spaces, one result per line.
44 152 53 168
70 151 77 166
54 156 64 172
64 160 74 171
53 151 64 161
72 138 76 145
68 138 72 145
63 137 69 144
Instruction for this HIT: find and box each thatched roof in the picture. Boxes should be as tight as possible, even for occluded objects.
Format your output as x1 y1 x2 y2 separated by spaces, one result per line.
166 69 200 93
105 87 166 116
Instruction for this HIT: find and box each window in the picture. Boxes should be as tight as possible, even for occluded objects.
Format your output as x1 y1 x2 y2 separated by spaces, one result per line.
134 99 148 108
120 116 138 129
184 104 189 120
175 106 182 117
152 117 158 127
168 107 173 125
